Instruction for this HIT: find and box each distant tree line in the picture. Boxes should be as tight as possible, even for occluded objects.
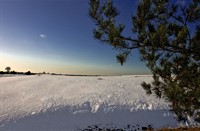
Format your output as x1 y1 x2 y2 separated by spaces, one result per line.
0 70 35 75
0 67 35 75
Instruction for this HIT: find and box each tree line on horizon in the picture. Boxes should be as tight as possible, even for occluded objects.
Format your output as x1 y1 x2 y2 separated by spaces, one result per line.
1 66 86 76
1 66 35 75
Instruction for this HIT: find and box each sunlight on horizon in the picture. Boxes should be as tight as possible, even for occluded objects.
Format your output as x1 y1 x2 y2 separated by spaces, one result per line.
1 52 149 75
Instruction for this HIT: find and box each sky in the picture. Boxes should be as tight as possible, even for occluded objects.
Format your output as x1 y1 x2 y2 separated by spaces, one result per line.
0 0 150 75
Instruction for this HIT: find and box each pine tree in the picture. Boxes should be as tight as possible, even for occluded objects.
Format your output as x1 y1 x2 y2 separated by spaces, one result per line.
89 0 200 123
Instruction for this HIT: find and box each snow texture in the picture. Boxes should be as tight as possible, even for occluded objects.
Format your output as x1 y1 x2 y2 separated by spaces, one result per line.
0 75 196 130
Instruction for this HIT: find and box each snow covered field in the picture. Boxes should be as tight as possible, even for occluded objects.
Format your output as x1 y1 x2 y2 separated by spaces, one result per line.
0 75 194 131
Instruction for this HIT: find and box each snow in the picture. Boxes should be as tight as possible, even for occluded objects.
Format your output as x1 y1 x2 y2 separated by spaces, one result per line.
0 75 197 130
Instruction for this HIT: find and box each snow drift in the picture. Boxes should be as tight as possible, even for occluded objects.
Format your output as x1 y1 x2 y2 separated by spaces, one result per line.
0 75 196 130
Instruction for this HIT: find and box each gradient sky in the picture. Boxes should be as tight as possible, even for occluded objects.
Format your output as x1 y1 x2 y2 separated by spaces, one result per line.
0 0 150 75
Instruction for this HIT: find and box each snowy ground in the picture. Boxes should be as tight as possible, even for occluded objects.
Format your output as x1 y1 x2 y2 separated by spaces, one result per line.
0 75 194 131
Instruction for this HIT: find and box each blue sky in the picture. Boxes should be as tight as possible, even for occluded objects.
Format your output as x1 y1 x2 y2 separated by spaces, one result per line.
0 0 150 75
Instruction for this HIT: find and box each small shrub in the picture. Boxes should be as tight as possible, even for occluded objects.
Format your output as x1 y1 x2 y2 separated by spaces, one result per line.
25 71 31 75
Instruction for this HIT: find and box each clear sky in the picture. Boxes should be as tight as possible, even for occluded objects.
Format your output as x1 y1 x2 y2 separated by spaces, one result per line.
0 0 150 75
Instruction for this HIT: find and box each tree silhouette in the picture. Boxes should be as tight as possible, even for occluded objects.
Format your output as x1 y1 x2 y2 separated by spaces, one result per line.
89 0 200 123
5 67 11 73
